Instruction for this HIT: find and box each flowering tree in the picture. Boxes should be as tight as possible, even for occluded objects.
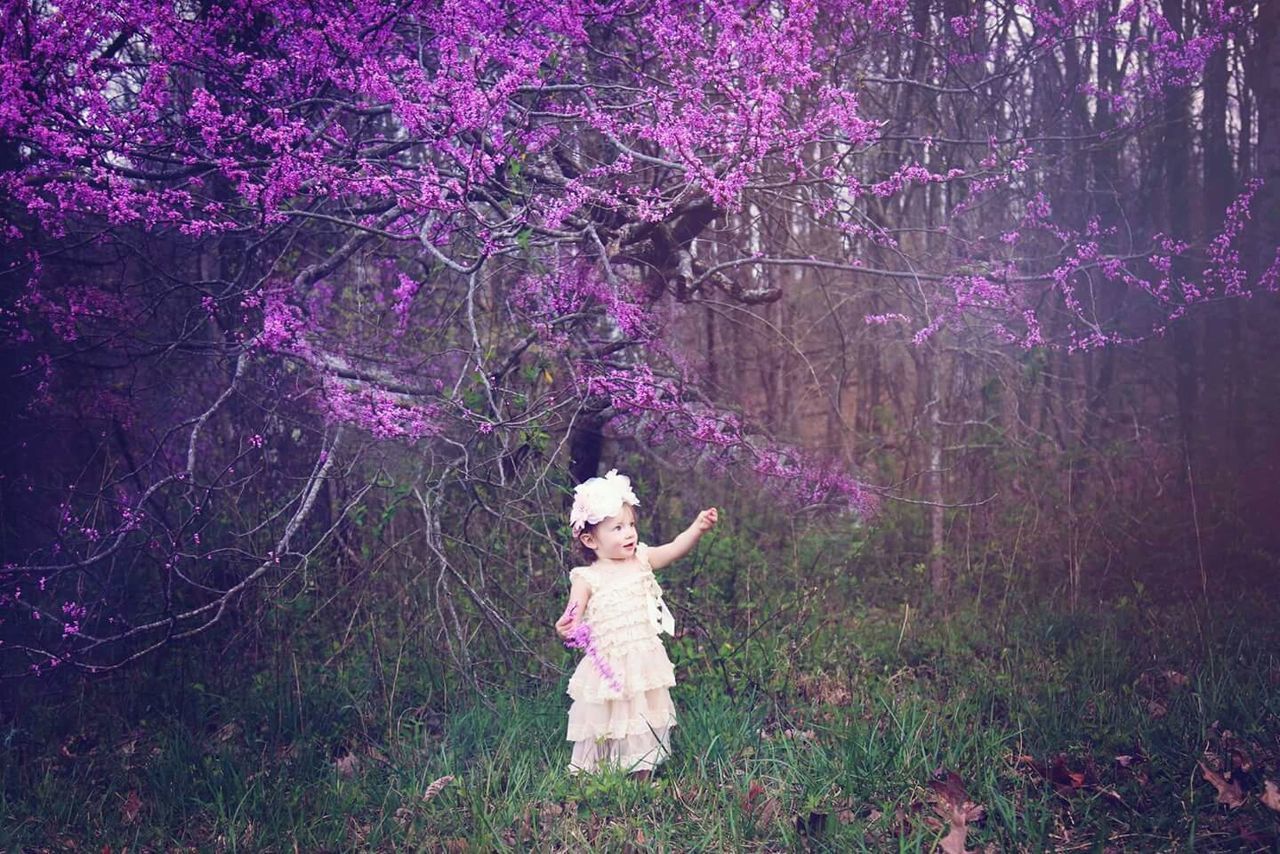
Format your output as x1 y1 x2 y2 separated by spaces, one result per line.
1 0 1274 675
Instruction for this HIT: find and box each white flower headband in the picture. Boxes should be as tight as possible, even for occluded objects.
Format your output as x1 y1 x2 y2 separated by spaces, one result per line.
569 469 640 534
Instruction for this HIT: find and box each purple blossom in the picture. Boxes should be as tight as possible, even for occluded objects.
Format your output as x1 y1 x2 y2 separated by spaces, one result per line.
562 604 623 694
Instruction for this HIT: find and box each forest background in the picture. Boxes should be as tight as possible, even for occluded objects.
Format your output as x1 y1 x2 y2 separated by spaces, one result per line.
1 0 1279 849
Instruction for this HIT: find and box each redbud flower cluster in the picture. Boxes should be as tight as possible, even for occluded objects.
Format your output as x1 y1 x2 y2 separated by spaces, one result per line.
561 604 623 695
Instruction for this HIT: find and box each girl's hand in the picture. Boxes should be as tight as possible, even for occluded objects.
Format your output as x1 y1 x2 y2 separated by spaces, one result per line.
693 507 719 533
555 603 579 639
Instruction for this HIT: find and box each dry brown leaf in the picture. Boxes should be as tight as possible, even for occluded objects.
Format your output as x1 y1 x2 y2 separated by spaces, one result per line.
120 790 142 825
930 769 985 854
1198 761 1246 809
1047 755 1091 797
212 722 241 744
423 774 455 802
757 796 782 827
346 815 369 845
1095 787 1129 809
938 821 970 854
933 798 984 854
891 804 911 837
443 837 469 852
1260 780 1280 813
1229 748 1254 773
837 808 857 824
1163 670 1189 688
929 769 969 808
1146 698 1168 719
333 752 360 778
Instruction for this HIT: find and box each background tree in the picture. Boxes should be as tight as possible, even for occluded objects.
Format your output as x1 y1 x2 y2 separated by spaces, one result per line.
1 0 1275 682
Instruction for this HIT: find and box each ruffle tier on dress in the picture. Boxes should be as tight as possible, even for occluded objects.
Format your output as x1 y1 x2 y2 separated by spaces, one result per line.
565 543 677 774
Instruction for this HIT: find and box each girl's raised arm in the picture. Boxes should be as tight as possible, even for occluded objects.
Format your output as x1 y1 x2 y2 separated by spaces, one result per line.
645 507 718 570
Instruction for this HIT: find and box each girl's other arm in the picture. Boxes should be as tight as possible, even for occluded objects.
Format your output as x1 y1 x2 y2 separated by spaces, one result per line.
646 507 718 570
555 578 591 638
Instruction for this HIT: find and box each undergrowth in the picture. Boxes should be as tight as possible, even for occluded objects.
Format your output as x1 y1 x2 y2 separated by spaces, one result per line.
3 587 1279 851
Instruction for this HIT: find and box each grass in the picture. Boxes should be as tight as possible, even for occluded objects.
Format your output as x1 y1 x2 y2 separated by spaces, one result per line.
3 594 1279 851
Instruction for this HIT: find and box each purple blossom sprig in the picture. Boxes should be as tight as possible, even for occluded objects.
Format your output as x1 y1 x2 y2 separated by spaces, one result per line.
561 603 623 695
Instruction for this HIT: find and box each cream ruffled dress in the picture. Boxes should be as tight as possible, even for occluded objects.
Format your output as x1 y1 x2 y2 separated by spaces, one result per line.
565 543 678 774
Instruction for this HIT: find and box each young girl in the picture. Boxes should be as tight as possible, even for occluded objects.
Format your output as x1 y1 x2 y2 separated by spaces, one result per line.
554 469 718 778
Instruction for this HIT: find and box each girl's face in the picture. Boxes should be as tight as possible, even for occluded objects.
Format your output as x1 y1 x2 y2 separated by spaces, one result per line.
579 505 638 562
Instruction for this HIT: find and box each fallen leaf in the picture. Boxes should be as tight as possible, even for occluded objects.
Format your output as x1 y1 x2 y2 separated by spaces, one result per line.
1261 780 1280 813
539 801 565 822
1146 698 1167 718
334 752 360 778
346 815 369 845
1229 748 1254 774
1230 817 1271 848
120 790 143 825
782 728 816 741
423 774 454 802
212 721 241 743
61 734 95 759
891 804 910 838
1095 786 1130 809
1047 754 1091 797
757 796 781 827
929 769 985 854
742 779 765 815
929 768 969 808
837 808 857 824
938 821 970 854
1163 670 1189 688
1199 762 1246 809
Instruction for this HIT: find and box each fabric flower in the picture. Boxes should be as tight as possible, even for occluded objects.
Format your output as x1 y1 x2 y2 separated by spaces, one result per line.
569 469 640 533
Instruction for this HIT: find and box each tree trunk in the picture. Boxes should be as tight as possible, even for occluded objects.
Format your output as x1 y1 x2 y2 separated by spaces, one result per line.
916 345 949 600
1161 0 1199 477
